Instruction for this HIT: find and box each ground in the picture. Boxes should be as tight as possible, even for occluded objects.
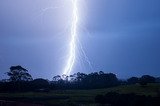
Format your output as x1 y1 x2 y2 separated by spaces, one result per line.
0 83 160 106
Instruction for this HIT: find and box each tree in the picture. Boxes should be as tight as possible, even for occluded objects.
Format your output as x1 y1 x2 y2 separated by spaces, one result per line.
127 77 139 84
31 78 49 90
53 75 61 81
139 75 156 85
76 72 87 82
7 65 33 82
99 71 104 75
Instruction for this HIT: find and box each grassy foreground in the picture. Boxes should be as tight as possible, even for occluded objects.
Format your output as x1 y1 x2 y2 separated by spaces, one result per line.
0 83 160 106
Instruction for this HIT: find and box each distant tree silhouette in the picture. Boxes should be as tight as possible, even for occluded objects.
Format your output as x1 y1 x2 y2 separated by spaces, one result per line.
69 74 77 82
7 65 33 82
139 75 156 85
53 75 61 81
2 65 159 93
76 72 87 82
127 77 139 84
99 71 104 75
155 77 160 83
52 71 119 89
62 74 69 82
31 78 50 92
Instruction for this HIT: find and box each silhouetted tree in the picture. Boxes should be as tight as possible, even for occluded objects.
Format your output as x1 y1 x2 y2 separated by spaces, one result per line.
139 75 156 85
155 77 160 83
76 72 87 82
53 75 61 81
51 72 119 89
127 77 139 84
31 78 49 91
7 65 33 82
69 74 77 82
99 71 104 75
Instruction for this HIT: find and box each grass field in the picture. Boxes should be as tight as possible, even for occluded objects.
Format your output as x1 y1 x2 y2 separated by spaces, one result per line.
0 83 160 106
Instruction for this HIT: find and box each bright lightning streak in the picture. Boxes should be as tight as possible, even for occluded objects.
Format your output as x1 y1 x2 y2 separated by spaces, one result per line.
34 0 93 75
63 0 78 75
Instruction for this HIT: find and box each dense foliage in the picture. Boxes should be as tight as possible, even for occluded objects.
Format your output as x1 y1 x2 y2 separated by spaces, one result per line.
52 71 119 89
7 65 33 82
0 65 159 92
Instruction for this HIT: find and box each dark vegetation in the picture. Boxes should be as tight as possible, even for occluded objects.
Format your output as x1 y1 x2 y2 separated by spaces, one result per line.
95 92 160 106
0 65 160 106
1 65 120 92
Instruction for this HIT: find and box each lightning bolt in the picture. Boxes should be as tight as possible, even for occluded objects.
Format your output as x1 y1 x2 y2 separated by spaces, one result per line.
63 0 78 75
34 0 92 76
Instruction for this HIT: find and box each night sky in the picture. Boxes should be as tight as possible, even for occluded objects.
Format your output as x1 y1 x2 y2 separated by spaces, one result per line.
0 0 160 79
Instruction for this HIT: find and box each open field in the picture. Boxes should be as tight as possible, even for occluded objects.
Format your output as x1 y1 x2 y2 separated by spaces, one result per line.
0 83 160 106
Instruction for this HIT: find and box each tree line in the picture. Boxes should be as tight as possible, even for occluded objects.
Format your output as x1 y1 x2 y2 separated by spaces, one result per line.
0 65 159 92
